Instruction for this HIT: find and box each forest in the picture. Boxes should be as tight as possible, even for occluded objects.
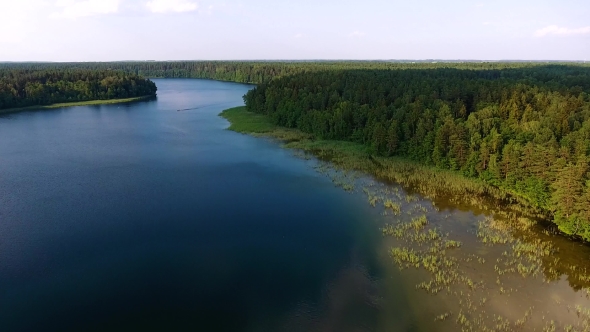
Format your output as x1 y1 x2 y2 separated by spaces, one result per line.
3 61 590 241
242 66 590 241
0 68 157 110
3 61 588 84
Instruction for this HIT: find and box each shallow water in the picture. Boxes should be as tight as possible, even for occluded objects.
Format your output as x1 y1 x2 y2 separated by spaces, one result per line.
0 79 588 331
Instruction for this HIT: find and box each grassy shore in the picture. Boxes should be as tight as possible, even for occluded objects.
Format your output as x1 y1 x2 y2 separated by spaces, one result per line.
220 106 546 220
0 95 155 114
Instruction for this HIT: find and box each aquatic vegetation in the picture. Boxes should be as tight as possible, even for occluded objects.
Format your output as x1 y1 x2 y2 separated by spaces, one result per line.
383 199 401 215
368 195 379 207
435 312 452 322
304 155 590 330
411 203 429 213
445 240 462 249
380 196 587 329
384 215 466 295
477 217 511 244
383 216 429 238
221 105 590 331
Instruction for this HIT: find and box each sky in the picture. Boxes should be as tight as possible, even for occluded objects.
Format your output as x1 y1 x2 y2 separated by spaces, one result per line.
0 0 589 61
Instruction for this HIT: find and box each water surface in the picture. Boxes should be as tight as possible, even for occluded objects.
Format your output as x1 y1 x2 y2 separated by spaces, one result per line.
0 79 406 331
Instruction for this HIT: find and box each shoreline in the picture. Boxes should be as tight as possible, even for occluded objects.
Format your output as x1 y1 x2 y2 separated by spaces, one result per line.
219 106 564 239
0 95 156 115
219 105 590 330
220 107 590 331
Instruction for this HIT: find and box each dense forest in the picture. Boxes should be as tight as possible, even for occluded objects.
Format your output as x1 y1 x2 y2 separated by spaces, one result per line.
243 66 590 241
2 61 588 84
0 68 157 110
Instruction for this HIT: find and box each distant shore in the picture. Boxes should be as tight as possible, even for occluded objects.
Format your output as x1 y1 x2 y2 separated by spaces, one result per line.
0 95 155 114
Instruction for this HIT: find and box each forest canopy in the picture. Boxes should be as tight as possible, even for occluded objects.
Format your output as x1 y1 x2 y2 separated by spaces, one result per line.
3 61 588 85
0 68 157 110
241 65 590 241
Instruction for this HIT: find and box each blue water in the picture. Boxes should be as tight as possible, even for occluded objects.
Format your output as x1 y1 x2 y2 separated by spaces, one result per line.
0 79 412 331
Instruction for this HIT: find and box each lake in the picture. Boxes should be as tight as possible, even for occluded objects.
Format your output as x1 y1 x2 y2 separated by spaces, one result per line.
1 79 589 332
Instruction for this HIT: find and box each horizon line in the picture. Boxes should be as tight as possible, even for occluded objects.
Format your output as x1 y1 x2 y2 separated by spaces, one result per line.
1 59 589 63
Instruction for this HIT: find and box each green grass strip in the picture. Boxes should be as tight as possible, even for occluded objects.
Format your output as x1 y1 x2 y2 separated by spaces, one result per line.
0 95 154 114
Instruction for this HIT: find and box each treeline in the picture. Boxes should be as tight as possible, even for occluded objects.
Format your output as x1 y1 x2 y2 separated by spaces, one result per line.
3 61 588 85
0 69 157 110
243 67 590 241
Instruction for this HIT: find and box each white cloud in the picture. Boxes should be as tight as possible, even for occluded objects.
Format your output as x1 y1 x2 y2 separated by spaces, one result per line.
146 0 198 13
201 4 213 15
0 0 50 42
349 31 365 37
51 0 120 19
0 0 51 12
294 33 303 39
535 25 590 37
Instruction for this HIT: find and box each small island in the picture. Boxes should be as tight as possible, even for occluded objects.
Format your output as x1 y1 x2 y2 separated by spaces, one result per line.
0 68 157 113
